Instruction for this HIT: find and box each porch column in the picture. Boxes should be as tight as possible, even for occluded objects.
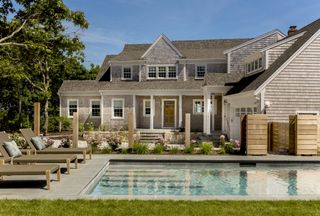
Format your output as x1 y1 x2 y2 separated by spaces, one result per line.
100 93 104 127
221 96 225 132
179 94 183 128
132 95 136 129
211 94 215 132
150 95 154 130
203 92 211 135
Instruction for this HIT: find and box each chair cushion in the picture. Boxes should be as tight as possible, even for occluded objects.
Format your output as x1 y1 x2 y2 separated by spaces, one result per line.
4 141 22 157
31 136 46 150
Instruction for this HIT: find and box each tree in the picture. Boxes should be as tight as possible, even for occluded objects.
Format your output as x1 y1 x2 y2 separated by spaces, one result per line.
0 0 93 134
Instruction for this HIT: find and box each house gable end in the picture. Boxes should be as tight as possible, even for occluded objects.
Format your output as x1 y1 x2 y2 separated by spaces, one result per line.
142 34 183 64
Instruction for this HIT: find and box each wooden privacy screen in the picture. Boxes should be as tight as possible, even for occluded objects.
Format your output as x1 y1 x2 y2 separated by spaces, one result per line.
241 114 268 155
289 115 318 155
270 122 289 154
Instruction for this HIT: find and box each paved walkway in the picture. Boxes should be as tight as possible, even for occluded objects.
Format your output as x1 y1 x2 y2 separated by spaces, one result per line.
1 154 320 200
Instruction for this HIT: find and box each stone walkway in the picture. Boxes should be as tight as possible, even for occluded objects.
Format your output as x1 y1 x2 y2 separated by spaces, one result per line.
1 154 320 200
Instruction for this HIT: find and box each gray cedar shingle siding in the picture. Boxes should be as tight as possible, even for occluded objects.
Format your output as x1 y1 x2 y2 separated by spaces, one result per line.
267 39 298 68
265 35 320 122
229 33 281 74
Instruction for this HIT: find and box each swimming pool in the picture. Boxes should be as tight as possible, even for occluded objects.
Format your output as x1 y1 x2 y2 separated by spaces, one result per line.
89 162 320 196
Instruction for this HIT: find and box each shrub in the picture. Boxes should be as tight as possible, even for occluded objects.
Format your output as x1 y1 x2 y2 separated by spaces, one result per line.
224 142 234 154
170 147 180 154
101 147 112 154
121 148 128 154
184 144 195 154
107 137 121 151
153 144 165 154
85 122 95 132
220 134 226 147
79 123 84 132
133 143 148 154
200 143 212 155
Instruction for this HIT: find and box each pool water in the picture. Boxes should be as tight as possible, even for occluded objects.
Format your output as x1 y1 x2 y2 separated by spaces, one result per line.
90 162 320 196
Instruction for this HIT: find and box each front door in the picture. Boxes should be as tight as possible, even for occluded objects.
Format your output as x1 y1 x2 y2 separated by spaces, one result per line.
163 100 175 128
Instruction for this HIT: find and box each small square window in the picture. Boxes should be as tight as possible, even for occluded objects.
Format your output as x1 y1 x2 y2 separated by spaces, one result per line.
193 100 204 114
196 66 206 78
247 107 253 114
148 67 156 78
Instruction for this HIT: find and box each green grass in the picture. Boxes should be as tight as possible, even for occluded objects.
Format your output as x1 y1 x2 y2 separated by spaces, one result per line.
0 200 320 216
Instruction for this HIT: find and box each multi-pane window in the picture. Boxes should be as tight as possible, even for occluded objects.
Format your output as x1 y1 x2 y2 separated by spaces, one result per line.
68 100 78 117
143 100 151 116
158 66 167 78
168 66 177 78
122 66 132 79
148 66 157 78
193 100 204 114
147 66 177 79
246 57 263 73
91 101 100 117
235 107 258 117
112 99 124 118
196 65 206 78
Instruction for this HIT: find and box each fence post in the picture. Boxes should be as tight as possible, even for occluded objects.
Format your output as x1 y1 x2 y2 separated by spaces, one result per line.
185 113 190 147
34 102 41 136
128 112 134 148
73 112 79 148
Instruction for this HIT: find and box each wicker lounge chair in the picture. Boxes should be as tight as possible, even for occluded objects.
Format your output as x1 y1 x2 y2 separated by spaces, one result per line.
0 133 78 174
20 128 92 162
0 160 60 190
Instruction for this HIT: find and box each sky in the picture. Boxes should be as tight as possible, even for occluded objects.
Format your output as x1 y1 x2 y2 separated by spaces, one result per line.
64 0 320 67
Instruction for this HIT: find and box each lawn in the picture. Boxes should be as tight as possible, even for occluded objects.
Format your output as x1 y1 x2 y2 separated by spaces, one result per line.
0 200 319 216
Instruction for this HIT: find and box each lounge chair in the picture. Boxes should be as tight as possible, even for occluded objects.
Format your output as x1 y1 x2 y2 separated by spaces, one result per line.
0 159 60 190
20 128 92 162
0 133 78 174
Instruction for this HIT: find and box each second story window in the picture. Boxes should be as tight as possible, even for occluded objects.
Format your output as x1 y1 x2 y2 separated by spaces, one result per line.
158 66 166 78
148 66 157 78
147 65 177 79
122 66 132 80
246 57 263 74
196 65 206 79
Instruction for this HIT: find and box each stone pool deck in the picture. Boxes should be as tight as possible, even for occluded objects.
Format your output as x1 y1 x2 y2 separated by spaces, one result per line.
1 154 320 200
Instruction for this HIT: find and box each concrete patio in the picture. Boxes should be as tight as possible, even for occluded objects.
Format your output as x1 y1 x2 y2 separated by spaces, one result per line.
1 154 320 200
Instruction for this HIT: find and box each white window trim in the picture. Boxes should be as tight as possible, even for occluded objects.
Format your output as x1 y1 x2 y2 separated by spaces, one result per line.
143 99 151 117
193 99 204 115
90 99 101 118
111 98 125 119
195 64 207 79
161 99 177 129
147 65 178 80
67 99 79 118
246 57 263 75
121 65 133 80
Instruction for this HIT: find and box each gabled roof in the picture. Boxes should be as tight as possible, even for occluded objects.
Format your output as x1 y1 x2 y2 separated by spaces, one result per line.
227 18 320 95
223 29 286 54
95 55 116 81
141 34 183 58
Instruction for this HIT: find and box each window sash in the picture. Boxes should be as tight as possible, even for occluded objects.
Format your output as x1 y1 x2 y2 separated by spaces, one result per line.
123 67 132 79
91 101 100 117
147 66 177 79
113 99 124 118
196 65 206 78
143 100 151 116
68 101 77 117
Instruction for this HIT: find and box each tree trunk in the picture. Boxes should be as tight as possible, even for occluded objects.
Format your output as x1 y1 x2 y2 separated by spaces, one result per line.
44 97 49 135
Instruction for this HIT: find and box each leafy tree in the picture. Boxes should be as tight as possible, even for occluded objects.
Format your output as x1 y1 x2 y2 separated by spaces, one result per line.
0 0 99 133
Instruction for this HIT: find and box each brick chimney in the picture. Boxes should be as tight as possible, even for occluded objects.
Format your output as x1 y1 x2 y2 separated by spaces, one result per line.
288 26 298 36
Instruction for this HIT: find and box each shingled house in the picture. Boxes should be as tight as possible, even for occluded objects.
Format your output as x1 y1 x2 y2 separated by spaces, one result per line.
59 19 320 140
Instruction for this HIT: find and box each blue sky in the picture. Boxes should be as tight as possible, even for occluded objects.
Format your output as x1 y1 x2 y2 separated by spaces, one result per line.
64 0 320 67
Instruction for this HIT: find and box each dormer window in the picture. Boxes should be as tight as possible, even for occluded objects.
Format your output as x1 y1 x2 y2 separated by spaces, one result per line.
147 65 177 79
246 57 263 74
122 66 132 80
195 65 206 79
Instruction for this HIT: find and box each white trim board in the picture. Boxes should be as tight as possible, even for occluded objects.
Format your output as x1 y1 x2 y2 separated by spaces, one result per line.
223 29 286 54
67 99 79 118
111 98 125 120
89 99 101 118
141 34 183 58
255 28 320 95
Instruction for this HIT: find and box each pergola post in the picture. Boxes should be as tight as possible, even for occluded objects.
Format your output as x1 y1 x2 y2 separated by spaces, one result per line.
185 113 191 147
72 112 79 148
34 102 41 136
128 112 134 148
